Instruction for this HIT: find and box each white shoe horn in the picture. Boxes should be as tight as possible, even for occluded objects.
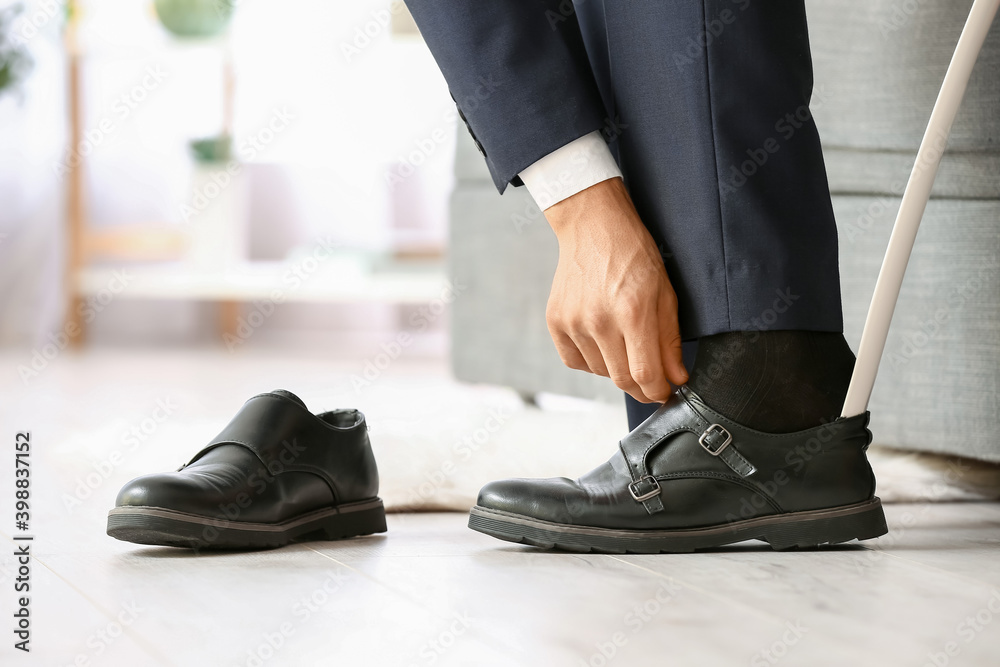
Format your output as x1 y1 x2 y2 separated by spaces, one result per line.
841 0 1000 418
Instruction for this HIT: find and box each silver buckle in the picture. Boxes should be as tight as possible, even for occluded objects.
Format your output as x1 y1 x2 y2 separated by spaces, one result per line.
628 475 661 502
699 424 732 456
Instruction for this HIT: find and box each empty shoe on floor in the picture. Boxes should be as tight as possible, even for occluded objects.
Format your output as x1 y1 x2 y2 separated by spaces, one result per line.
107 390 386 549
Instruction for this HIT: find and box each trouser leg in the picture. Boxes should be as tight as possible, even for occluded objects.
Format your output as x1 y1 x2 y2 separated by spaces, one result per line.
577 0 844 340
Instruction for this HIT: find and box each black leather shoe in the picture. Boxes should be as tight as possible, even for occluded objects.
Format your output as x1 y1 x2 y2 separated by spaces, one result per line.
469 386 887 553
107 390 386 549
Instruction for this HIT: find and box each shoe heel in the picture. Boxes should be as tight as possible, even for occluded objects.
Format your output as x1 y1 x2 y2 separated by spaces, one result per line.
763 498 888 550
318 501 387 541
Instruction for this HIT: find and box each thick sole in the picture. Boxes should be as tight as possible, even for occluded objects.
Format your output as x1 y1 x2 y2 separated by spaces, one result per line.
468 498 888 554
107 498 386 550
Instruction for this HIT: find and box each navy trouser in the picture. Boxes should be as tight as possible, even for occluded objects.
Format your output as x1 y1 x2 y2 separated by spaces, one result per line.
404 1 845 429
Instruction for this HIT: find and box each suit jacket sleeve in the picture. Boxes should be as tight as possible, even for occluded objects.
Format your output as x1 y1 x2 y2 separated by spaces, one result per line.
404 0 609 193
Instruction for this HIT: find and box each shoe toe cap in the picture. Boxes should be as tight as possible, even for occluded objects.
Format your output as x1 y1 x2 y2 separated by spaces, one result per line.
475 478 526 513
115 473 197 510
477 477 585 524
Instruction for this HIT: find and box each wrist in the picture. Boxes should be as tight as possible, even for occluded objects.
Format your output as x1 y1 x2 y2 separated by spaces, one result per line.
545 176 629 239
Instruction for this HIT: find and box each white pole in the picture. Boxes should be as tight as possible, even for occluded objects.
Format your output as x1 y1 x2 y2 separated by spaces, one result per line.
841 0 1000 418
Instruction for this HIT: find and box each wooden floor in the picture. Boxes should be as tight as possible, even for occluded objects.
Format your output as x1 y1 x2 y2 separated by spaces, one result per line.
1 503 999 666
1 348 998 665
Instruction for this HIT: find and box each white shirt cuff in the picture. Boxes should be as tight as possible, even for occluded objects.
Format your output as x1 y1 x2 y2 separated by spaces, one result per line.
517 131 623 210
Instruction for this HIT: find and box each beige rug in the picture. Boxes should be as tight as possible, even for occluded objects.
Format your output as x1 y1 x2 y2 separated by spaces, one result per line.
366 379 1000 511
5 348 997 517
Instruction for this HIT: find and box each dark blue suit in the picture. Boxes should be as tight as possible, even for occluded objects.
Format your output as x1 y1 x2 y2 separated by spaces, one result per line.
404 0 845 426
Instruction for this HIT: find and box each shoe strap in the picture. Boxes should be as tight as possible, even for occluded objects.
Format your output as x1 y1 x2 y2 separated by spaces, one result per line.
181 393 363 503
618 387 757 515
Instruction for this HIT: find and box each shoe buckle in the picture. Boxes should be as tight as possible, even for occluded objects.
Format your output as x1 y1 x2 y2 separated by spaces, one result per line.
699 424 732 456
628 475 661 502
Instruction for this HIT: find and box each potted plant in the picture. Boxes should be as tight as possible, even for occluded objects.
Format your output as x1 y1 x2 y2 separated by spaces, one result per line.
181 134 248 271
152 1 246 270
153 0 234 39
0 3 32 100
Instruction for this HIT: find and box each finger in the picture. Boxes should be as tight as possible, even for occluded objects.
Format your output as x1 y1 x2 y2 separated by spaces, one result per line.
624 386 654 404
622 312 672 403
549 329 590 373
566 330 610 377
591 331 653 402
658 290 689 386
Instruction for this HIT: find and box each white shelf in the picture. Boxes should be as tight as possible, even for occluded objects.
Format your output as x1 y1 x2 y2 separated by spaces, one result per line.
76 259 449 304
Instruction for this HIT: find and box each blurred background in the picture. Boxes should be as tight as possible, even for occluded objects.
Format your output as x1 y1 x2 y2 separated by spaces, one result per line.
1 0 453 350
1 0 999 517
2 3 999 664
0 0 629 516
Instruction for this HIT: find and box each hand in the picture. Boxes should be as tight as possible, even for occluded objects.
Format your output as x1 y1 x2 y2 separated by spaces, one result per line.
543 177 688 403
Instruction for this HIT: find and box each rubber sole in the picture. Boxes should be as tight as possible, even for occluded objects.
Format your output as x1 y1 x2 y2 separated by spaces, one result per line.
107 498 386 550
468 498 888 554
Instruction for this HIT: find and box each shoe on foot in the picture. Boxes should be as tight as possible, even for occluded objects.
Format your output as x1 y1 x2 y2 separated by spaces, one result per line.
107 390 386 549
469 386 887 553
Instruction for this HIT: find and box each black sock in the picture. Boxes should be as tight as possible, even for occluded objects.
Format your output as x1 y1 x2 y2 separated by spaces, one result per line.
687 330 856 433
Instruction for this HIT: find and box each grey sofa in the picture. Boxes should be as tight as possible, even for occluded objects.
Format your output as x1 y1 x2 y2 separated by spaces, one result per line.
448 0 1000 462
